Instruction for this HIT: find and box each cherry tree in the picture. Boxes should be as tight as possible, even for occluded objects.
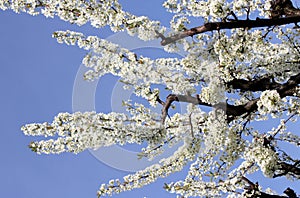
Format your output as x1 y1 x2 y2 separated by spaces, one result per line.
1 0 300 197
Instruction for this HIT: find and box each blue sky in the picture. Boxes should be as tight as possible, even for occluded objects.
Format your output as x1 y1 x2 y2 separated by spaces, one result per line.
0 2 179 198
0 1 299 198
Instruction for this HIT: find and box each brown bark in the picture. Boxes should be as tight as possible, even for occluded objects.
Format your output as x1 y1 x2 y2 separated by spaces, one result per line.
276 161 300 178
160 73 300 124
160 16 300 45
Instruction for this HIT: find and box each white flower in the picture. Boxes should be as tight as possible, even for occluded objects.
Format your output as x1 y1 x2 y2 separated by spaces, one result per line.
257 90 286 117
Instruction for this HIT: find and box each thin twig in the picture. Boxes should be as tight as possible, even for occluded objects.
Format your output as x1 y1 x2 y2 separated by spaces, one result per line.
188 112 194 138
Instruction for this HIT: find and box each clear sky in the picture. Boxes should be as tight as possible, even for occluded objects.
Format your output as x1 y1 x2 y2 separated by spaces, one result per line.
0 1 299 198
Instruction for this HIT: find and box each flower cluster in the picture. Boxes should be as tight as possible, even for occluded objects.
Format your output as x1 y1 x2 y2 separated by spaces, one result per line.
53 30 196 98
1 0 165 40
244 136 279 177
97 137 201 197
257 90 286 117
163 0 271 21
22 111 165 154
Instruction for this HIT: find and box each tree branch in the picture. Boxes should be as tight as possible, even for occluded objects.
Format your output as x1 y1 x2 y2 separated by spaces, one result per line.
160 72 300 124
227 73 300 93
160 93 257 124
160 16 300 45
242 176 299 198
227 76 281 92
284 188 298 198
161 94 211 124
275 161 300 178
270 0 300 18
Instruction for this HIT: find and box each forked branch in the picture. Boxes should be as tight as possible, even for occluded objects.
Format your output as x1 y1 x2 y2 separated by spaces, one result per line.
160 73 300 124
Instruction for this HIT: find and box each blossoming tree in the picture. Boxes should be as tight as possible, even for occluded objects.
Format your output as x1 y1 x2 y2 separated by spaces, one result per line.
1 0 300 197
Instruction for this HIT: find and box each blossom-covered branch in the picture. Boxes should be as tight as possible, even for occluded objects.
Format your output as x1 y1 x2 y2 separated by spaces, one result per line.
0 0 165 40
160 0 300 45
161 72 300 123
227 72 300 92
159 16 300 45
276 161 300 178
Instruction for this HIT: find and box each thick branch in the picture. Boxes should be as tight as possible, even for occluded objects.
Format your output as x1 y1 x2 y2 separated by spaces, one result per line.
276 161 300 177
160 93 257 124
161 72 299 124
227 73 300 93
284 188 298 198
160 16 300 45
227 77 279 92
270 0 300 18
161 94 210 124
277 73 300 97
224 72 300 119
